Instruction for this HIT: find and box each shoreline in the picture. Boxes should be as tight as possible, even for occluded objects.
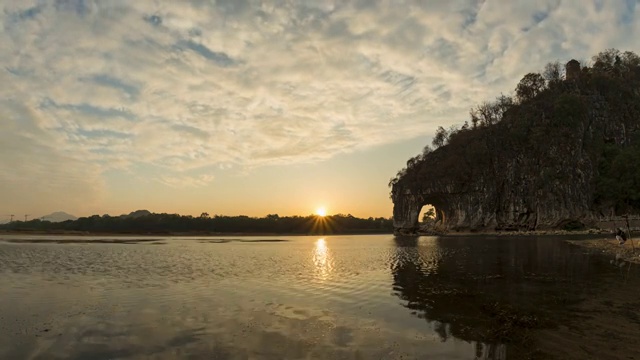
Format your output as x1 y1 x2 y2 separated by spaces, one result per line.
0 228 621 238
0 230 394 237
397 228 616 237
565 237 640 264
448 229 612 237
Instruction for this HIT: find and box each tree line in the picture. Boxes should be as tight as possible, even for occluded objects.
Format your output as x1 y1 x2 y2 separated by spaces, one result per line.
0 212 393 235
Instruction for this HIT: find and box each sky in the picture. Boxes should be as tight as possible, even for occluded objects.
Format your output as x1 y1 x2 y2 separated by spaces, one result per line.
1 0 639 220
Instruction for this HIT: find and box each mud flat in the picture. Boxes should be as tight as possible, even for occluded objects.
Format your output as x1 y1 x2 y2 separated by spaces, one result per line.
0 238 165 245
567 238 640 264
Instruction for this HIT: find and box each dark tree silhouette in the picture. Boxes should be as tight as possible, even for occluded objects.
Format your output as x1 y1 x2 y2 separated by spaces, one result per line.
515 72 546 102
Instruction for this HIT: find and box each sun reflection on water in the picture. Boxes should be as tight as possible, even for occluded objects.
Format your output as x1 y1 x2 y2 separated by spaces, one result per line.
313 238 333 280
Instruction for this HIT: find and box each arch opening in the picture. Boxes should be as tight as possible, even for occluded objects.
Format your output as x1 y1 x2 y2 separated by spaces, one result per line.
418 204 446 232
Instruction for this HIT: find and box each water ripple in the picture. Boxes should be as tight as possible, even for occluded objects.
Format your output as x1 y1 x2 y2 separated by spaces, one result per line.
0 234 633 359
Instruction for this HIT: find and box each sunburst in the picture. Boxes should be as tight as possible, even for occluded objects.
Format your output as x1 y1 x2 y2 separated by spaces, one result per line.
308 209 335 235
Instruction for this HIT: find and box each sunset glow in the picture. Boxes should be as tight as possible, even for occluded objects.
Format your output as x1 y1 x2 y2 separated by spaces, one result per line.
0 1 635 221
313 238 333 280
316 207 327 217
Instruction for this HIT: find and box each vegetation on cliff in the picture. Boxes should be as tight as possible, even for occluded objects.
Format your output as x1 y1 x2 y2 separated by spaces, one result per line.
0 211 393 235
390 49 640 231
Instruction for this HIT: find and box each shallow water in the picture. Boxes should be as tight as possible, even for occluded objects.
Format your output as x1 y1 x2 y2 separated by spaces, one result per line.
0 234 637 359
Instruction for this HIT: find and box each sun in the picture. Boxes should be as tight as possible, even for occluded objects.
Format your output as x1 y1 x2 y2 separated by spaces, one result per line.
315 207 327 217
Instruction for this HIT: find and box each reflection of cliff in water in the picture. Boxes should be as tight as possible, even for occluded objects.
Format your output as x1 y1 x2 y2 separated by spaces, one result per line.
391 236 604 358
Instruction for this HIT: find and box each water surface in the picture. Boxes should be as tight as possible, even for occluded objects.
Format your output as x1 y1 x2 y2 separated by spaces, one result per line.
0 234 638 359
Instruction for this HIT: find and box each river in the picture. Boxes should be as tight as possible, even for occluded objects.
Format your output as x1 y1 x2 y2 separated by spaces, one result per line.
1 234 638 359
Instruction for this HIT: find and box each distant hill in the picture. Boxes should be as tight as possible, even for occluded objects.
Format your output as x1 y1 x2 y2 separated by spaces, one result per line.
42 211 78 222
120 210 152 219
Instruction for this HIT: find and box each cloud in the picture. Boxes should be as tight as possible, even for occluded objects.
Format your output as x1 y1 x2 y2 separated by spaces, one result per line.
143 14 162 27
176 40 239 67
83 74 141 99
156 174 215 188
0 0 638 211
0 99 105 214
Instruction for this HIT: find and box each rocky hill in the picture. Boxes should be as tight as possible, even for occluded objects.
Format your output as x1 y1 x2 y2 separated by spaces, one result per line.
120 209 152 219
41 211 78 222
390 49 640 234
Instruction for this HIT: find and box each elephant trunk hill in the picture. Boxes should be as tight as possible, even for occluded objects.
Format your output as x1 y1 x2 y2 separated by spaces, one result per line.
391 49 640 235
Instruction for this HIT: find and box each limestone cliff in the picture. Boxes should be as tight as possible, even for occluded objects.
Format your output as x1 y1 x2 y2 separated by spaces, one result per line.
391 51 640 234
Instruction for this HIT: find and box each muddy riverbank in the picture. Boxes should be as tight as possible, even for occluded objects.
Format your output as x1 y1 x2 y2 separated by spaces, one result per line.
567 237 640 264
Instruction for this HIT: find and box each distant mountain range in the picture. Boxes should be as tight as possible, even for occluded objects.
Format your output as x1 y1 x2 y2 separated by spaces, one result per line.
0 210 155 224
42 211 78 222
40 210 152 222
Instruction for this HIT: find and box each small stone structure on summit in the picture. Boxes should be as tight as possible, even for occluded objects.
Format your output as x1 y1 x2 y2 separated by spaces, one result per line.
565 59 581 80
